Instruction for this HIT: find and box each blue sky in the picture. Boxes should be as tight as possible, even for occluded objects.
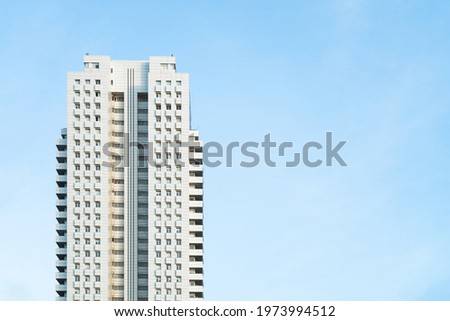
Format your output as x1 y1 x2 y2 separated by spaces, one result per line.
0 0 450 300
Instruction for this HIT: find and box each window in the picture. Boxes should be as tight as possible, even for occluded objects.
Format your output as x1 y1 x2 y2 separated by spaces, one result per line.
85 79 91 85
95 103 100 109
95 201 100 208
75 79 80 84
96 165 100 170
156 239 161 245
95 79 100 85
75 201 80 208
95 251 100 257
166 92 172 98
75 91 80 97
95 91 101 97
176 264 181 270
75 103 80 109
95 239 100 245
156 252 161 258
166 104 171 110
176 80 181 86
85 91 91 97
176 252 181 258
176 289 181 295
75 275 80 281
176 239 181 245
156 104 161 110
86 202 90 208
156 92 161 98
156 117 161 122
85 103 90 109
156 80 161 85
75 264 80 269
85 251 90 257
176 93 181 98
176 104 181 110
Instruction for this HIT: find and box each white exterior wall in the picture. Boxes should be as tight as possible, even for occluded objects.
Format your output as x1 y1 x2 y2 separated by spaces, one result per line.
56 55 204 301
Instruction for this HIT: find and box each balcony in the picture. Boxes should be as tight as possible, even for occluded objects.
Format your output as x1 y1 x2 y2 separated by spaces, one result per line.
189 188 202 196
189 249 203 256
56 199 67 207
188 273 203 280
56 175 67 182
189 200 202 208
189 237 203 245
55 235 67 244
189 212 203 220
55 223 67 232
56 138 67 147
55 151 67 162
55 284 67 292
56 211 67 220
191 152 202 160
55 272 67 280
56 187 67 195
189 285 203 293
56 164 67 175
55 260 67 267
189 225 203 233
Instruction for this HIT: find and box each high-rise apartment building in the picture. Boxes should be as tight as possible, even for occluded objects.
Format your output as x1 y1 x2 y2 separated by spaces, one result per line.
55 56 204 301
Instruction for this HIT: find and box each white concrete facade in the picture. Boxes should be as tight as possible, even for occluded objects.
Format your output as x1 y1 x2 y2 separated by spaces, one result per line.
55 56 204 301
